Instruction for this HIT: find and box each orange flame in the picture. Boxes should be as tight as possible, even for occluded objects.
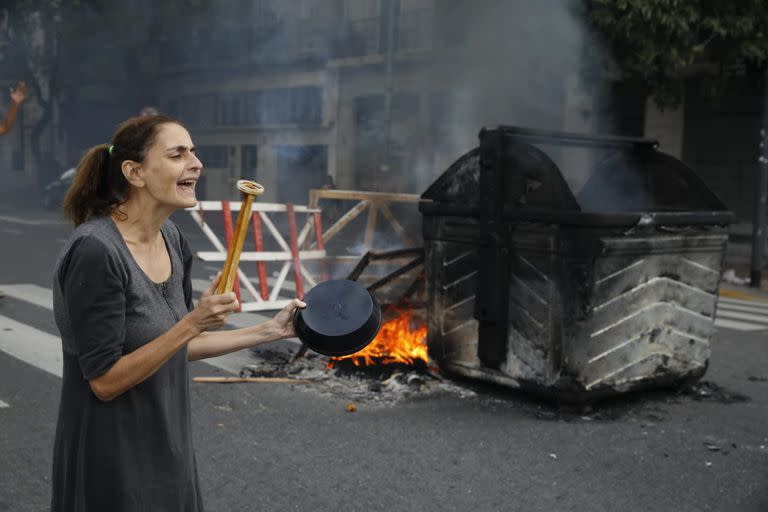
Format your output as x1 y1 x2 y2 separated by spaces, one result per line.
329 308 428 367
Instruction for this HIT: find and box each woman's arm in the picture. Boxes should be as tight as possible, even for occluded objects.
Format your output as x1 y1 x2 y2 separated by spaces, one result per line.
89 316 200 401
89 290 239 401
187 298 305 361
187 320 280 361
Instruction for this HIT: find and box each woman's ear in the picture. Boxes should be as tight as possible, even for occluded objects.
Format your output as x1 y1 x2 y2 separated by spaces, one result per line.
121 160 145 188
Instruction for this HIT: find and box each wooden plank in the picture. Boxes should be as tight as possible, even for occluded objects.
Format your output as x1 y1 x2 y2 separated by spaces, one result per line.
364 202 379 249
316 199 370 246
379 202 413 246
308 189 320 209
309 189 420 203
193 377 309 384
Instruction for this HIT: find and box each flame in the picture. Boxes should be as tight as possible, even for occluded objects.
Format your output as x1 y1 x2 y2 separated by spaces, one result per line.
329 308 428 367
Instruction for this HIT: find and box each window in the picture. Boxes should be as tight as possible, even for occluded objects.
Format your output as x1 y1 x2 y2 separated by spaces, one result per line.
342 0 381 55
177 94 218 127
244 87 322 126
292 87 322 125
241 145 258 179
219 94 244 125
197 145 229 168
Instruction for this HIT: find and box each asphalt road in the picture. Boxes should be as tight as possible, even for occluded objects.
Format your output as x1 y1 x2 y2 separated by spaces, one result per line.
1 207 767 512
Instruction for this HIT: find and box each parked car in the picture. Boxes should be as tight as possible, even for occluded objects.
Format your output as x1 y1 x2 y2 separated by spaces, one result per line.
43 167 76 211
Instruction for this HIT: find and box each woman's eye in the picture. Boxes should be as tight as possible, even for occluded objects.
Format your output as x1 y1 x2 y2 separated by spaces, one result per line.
171 155 181 159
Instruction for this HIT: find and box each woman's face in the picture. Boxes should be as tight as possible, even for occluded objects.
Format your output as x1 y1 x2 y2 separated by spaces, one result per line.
139 123 203 209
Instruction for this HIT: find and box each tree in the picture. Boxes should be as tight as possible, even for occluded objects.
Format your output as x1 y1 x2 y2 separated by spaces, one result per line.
585 0 768 108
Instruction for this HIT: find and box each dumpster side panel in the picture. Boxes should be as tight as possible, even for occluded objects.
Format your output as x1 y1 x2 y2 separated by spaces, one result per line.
502 225 560 385
565 231 727 391
424 217 481 369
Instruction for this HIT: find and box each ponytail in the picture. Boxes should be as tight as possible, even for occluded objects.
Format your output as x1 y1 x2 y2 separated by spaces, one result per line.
62 144 129 227
62 114 182 227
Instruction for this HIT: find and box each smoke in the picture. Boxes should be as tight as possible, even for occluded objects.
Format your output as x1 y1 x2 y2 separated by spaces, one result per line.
425 0 609 177
1 1 619 208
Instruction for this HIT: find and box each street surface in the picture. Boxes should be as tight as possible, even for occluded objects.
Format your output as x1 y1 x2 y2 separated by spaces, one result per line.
1 207 767 511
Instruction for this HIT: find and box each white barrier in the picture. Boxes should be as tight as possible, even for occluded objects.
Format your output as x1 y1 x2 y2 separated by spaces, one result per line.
187 200 326 311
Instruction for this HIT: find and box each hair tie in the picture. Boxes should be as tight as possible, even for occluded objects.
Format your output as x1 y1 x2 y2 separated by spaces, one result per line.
108 145 114 156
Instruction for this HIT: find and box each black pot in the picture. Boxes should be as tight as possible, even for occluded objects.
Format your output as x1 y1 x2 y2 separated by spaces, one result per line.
293 279 382 357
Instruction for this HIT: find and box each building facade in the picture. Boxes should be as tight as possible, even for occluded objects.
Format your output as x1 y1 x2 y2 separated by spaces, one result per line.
2 0 763 224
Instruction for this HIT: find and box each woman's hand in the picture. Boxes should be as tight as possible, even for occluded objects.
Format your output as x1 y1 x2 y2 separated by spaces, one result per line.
268 298 307 339
185 273 239 334
10 82 25 104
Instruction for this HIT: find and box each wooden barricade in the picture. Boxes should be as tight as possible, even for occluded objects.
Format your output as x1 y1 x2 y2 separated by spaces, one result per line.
305 189 422 291
307 189 420 250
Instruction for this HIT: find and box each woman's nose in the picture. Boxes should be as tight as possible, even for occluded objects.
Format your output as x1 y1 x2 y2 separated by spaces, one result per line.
190 153 203 170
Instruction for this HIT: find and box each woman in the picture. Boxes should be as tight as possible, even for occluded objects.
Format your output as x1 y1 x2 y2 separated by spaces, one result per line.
51 114 305 511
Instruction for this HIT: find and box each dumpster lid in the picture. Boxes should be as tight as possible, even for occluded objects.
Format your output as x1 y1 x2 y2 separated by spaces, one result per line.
422 126 730 217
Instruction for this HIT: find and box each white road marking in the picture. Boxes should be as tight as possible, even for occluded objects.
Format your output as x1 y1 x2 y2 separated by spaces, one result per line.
0 227 22 235
0 283 276 377
716 309 768 324
0 399 9 408
0 314 62 377
0 284 54 310
715 296 768 331
719 296 768 306
713 318 768 331
716 302 768 315
0 215 66 226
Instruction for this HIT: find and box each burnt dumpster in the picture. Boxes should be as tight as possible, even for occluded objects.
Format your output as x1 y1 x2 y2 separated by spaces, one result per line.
419 126 733 400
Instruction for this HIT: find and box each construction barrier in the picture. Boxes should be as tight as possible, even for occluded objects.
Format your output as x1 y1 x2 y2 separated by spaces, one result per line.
307 189 421 251
187 201 326 311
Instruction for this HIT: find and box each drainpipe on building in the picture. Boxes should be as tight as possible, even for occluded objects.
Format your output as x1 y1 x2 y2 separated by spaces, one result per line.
749 72 768 288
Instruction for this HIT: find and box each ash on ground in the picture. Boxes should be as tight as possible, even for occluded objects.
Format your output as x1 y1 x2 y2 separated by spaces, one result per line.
242 342 474 405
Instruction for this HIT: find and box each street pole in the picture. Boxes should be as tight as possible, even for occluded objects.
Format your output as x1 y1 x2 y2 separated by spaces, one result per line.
750 71 768 288
381 0 397 174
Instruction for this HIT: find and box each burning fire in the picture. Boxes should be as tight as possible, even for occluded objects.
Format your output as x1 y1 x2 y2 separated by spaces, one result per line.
329 308 428 367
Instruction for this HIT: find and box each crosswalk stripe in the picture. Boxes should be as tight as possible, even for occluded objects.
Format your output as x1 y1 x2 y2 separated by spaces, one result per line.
716 302 768 315
715 296 768 330
0 399 9 408
715 309 768 324
0 214 67 226
1 284 54 310
0 314 63 377
719 297 768 307
713 318 768 331
3 282 763 357
0 283 271 377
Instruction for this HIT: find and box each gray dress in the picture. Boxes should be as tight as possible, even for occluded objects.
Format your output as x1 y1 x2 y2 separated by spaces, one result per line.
50 216 203 512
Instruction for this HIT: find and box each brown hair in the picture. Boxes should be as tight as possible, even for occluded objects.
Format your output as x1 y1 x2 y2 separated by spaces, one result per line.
63 114 183 226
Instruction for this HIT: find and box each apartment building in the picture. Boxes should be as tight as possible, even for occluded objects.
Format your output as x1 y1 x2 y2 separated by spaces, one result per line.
152 0 433 203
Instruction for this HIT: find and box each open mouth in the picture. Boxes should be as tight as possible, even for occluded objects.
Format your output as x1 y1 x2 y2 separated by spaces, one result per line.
177 178 197 195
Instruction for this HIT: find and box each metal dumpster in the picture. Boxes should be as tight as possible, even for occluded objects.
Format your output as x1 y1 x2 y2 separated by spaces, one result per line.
419 126 733 400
